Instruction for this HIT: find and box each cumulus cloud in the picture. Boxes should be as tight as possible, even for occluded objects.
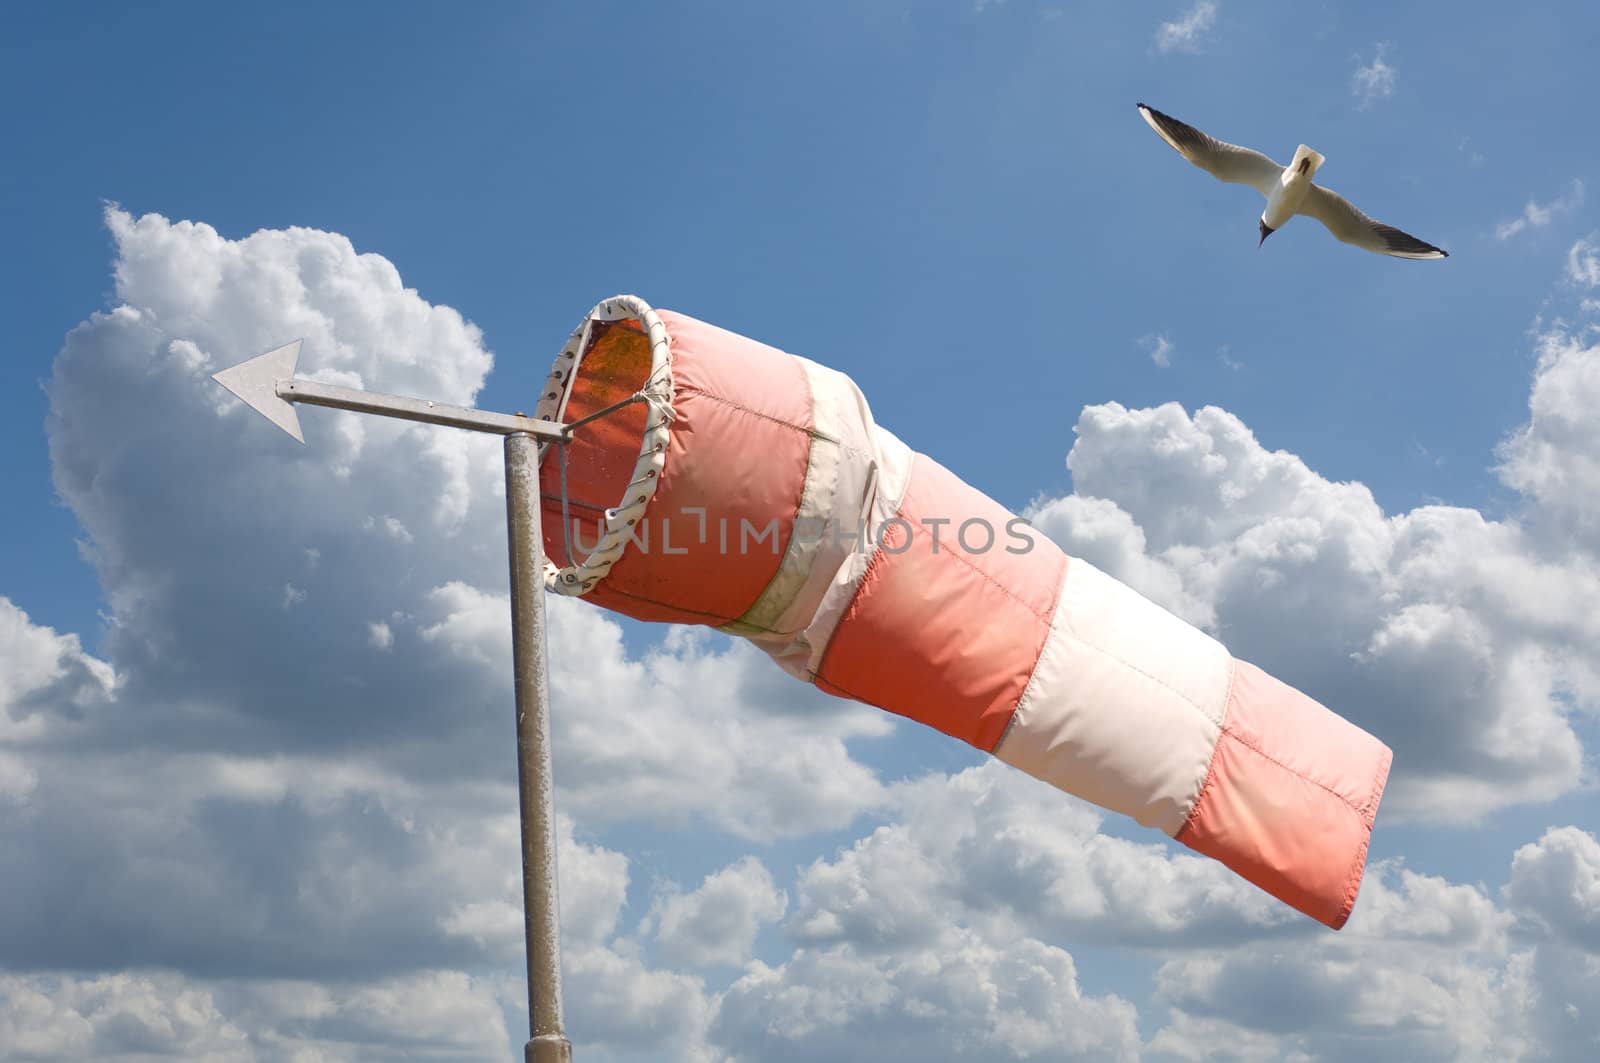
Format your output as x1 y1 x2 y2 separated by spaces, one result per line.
0 972 252 1062
647 856 789 968
1496 179 1586 241
1352 42 1398 109
422 583 891 838
715 929 1140 1063
1497 326 1600 551
0 596 113 744
1154 1 1218 54
1027 335 1600 821
1506 826 1600 949
17 202 1600 1061
700 763 1269 1058
789 764 1298 954
0 969 518 1062
1151 826 1600 1061
553 820 718 1060
5 208 887 1057
693 764 1600 1061
39 204 889 801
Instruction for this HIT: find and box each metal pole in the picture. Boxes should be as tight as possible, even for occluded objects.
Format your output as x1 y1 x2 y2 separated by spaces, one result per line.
212 344 577 1058
503 432 573 1063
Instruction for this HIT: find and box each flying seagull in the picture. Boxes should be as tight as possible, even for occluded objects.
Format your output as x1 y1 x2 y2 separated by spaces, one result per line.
1136 102 1448 259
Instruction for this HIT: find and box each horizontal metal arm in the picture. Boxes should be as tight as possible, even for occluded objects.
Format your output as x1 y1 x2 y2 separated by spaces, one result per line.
280 379 568 441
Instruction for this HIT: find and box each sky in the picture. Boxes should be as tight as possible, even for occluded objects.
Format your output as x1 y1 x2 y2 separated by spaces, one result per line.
3 0 1600 1059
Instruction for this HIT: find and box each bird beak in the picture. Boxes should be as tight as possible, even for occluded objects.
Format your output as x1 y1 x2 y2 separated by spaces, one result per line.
1257 220 1274 248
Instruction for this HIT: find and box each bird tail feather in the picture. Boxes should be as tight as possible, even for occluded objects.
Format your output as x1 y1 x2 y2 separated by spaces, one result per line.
1291 144 1326 176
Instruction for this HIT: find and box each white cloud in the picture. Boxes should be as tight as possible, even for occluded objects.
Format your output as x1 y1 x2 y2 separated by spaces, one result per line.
1148 827 1600 1061
0 596 113 743
1154 1 1218 54
1496 179 1586 240
0 969 515 1062
383 515 413 544
0 973 251 1062
705 762 1276 1061
40 205 888 825
1029 368 1600 821
0 750 38 804
438 813 720 1059
422 583 892 838
1567 235 1600 288
1026 495 1212 626
648 855 788 968
1139 332 1175 368
18 205 1600 1061
691 775 1600 1061
1352 42 1397 109
1506 826 1600 949
6 208 889 1057
1497 326 1600 549
789 764 1297 955
564 943 714 1061
552 820 718 1060
715 928 1141 1062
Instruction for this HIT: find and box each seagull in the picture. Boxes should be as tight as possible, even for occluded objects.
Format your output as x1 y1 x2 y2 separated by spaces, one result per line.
1136 102 1448 260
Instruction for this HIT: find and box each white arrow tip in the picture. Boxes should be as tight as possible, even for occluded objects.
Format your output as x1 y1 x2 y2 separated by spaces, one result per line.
212 340 305 443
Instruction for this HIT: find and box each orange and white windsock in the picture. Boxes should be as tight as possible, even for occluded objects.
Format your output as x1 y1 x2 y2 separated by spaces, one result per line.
536 295 1392 930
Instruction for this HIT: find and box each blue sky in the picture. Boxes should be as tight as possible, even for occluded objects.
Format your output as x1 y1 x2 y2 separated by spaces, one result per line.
5 1 1600 1059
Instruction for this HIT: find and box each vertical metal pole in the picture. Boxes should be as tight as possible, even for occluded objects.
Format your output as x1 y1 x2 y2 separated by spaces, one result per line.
503 432 573 1063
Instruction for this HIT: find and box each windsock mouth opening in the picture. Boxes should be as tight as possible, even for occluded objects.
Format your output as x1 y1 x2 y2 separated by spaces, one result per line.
536 295 674 595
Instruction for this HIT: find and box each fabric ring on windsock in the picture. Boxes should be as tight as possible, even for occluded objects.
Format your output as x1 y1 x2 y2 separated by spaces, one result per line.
536 295 1393 931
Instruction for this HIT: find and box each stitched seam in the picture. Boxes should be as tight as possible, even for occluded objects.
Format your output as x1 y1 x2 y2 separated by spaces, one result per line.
804 454 917 682
811 546 888 682
1179 656 1237 834
726 403 823 632
1361 744 1392 824
1338 808 1378 927
890 459 1058 626
675 383 886 466
809 476 1060 682
1057 625 1225 730
992 557 1073 755
930 524 1060 624
1215 727 1370 819
595 584 740 625
1339 746 1393 925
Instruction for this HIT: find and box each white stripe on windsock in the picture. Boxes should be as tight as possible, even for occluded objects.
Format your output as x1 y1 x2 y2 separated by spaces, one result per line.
992 557 1231 835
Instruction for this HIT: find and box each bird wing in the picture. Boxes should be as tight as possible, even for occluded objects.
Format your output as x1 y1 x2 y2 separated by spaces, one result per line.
1299 184 1449 259
1137 103 1282 196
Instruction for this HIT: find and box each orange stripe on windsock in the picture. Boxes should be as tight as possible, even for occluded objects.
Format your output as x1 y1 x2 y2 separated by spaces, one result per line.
542 312 814 626
1175 659 1392 929
814 454 1066 751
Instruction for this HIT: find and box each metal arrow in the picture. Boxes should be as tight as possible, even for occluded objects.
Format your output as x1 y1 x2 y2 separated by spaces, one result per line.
212 339 567 444
212 341 574 1063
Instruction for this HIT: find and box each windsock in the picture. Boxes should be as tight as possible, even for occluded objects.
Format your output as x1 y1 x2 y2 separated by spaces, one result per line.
535 295 1392 930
